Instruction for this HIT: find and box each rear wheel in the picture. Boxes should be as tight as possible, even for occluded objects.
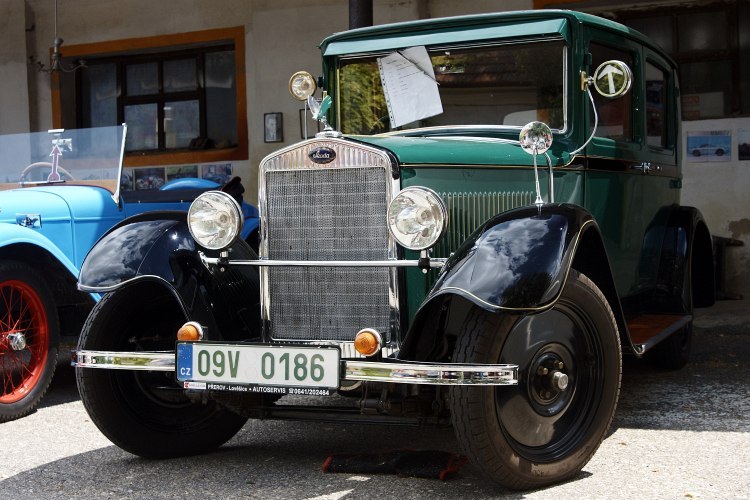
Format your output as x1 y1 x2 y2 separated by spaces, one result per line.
0 261 59 422
450 271 621 490
647 323 692 369
76 286 247 458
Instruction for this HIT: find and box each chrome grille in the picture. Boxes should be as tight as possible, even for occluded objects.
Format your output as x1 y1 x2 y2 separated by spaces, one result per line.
259 139 396 343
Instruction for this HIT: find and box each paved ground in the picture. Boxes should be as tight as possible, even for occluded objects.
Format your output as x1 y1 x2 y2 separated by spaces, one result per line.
0 299 748 499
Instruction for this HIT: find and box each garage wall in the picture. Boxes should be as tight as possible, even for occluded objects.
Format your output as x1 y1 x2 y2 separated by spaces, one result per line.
0 0 31 135
681 117 750 297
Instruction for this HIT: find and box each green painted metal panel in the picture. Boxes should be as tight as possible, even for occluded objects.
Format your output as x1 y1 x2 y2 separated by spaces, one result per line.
323 19 568 56
397 166 585 327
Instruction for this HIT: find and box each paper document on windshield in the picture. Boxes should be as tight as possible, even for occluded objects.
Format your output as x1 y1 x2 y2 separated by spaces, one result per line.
378 46 443 129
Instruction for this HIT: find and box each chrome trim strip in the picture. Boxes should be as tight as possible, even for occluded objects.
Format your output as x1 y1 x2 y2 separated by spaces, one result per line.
344 360 518 385
199 253 446 269
73 350 174 371
72 350 518 386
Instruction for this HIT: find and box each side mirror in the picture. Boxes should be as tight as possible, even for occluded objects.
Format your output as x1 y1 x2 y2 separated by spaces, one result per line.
519 121 553 155
591 60 633 99
519 121 553 206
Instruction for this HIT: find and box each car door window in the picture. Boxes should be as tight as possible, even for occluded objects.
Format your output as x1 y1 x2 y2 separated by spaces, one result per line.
645 61 669 148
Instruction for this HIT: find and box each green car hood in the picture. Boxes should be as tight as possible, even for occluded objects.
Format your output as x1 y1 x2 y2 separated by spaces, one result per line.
352 134 569 167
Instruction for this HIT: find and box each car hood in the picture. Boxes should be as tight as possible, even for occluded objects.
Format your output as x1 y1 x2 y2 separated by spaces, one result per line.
0 185 120 224
352 134 570 167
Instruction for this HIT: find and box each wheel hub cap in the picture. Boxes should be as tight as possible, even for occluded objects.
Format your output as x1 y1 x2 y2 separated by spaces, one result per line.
7 332 27 351
530 350 573 412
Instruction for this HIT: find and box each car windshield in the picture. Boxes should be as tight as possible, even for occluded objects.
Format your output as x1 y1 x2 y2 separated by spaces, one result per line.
0 125 125 196
337 39 566 135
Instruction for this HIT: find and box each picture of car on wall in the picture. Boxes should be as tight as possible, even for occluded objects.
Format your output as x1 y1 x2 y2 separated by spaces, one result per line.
686 132 731 160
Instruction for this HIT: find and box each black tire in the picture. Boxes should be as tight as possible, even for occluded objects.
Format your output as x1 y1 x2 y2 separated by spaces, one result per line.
692 149 700 157
450 271 621 490
76 286 248 458
715 149 724 156
0 261 59 422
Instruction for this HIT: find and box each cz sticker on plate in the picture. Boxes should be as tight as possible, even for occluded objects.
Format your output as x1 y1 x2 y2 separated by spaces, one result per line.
176 343 340 395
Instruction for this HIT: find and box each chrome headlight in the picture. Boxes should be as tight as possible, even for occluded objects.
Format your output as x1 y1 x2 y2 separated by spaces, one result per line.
289 71 317 101
387 187 448 250
187 191 242 250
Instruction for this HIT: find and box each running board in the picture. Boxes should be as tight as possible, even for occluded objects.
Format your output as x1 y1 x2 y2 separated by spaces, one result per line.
626 314 692 354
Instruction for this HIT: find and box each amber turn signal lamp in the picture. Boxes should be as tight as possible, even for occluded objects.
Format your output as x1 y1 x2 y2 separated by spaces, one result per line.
177 322 203 341
354 328 382 357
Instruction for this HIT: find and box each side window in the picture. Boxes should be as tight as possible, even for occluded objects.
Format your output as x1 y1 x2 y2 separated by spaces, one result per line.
645 61 669 148
589 43 634 142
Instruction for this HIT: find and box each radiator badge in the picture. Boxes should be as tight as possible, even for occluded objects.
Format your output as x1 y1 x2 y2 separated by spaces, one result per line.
309 147 336 164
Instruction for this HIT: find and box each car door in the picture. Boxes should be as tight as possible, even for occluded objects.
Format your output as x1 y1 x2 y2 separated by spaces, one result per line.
582 29 673 305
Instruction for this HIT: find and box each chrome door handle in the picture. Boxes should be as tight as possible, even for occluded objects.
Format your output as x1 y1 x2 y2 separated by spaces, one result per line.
632 162 661 174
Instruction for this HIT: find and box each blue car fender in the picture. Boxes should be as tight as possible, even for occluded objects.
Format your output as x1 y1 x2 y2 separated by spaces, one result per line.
0 223 79 278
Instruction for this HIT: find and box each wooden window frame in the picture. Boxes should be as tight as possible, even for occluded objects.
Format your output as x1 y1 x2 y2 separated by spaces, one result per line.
51 26 248 167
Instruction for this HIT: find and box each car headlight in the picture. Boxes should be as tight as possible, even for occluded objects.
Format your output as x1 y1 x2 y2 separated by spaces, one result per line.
289 71 317 101
387 187 448 250
187 191 242 250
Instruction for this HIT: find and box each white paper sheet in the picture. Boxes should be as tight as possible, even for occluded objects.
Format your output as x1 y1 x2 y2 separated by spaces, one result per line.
377 46 443 129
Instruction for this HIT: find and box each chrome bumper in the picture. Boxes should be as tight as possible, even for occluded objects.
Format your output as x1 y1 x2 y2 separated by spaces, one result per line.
72 350 518 386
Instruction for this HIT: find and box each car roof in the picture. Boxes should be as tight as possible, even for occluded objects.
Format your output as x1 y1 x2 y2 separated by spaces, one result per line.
320 9 674 67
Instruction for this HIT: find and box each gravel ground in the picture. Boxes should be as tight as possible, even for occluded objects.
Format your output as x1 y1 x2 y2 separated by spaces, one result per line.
0 299 748 499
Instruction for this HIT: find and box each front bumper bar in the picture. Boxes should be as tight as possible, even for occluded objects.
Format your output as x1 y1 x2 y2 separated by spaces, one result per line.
72 350 518 386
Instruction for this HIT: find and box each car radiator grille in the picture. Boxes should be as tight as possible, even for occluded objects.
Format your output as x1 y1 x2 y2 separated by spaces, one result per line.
432 190 535 259
261 140 394 343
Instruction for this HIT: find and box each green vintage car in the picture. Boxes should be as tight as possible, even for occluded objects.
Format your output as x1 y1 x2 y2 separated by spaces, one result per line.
73 10 714 490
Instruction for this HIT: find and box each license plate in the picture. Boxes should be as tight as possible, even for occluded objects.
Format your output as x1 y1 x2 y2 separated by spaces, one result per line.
176 343 340 392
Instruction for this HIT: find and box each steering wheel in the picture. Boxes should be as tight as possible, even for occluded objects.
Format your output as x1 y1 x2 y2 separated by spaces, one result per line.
20 162 75 182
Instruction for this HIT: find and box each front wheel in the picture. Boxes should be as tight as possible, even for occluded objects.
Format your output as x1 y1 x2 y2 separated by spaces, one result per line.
76 286 247 458
450 271 621 490
0 261 59 422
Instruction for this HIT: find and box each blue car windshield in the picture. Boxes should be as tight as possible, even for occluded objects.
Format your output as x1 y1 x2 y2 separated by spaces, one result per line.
0 125 126 195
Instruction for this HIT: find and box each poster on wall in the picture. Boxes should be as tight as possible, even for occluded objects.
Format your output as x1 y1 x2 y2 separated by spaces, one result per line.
200 163 233 184
120 170 134 191
166 165 199 182
134 167 166 190
738 128 750 161
686 130 731 163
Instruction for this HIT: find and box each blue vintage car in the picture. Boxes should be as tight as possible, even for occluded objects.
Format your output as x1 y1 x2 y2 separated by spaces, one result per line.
0 125 258 421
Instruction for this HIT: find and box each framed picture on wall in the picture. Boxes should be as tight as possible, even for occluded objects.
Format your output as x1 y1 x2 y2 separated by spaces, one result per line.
264 112 283 143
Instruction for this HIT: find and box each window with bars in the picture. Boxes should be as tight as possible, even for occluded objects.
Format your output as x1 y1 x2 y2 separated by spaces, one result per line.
53 27 247 166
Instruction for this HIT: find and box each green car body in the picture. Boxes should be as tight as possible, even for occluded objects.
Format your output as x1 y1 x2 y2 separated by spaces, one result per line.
73 10 714 491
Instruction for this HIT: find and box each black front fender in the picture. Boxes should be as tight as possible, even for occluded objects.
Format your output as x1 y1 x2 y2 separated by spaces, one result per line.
428 203 597 311
399 203 631 360
79 212 261 341
79 213 193 291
